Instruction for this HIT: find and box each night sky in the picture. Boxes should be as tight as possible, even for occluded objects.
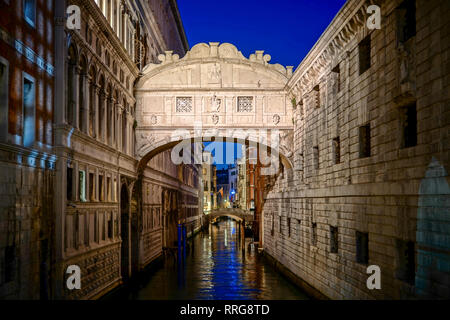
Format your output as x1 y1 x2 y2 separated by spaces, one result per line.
177 0 347 69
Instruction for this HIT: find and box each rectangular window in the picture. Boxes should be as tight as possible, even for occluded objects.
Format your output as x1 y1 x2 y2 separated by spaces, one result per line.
297 219 301 241
332 64 341 93
313 146 319 170
359 36 371 75
176 97 193 113
333 137 341 164
311 222 317 246
4 245 15 283
237 96 253 113
0 58 8 141
395 239 415 285
113 179 117 202
23 73 35 147
359 124 371 158
356 231 369 264
79 171 86 202
401 103 417 148
99 175 104 202
23 0 36 27
287 217 291 238
330 226 338 253
279 216 282 234
106 177 111 201
67 167 73 201
271 213 274 236
397 0 416 43
101 213 106 241
89 173 95 201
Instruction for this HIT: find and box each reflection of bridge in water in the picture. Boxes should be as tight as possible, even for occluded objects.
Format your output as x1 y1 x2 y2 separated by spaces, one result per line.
207 208 254 223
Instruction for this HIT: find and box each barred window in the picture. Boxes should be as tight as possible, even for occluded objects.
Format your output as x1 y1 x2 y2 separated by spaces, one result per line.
237 96 253 112
356 231 369 264
176 97 193 113
333 137 341 164
359 124 371 158
359 36 372 75
330 226 338 253
400 103 417 148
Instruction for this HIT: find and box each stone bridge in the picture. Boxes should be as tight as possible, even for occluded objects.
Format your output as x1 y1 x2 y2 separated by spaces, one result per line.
134 42 295 171
207 208 254 223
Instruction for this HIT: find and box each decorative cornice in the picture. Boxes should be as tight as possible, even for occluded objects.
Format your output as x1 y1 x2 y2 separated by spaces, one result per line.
287 0 369 94
139 42 293 82
78 0 139 77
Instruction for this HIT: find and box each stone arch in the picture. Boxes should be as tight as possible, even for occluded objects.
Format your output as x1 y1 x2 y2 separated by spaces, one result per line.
134 42 295 175
136 131 293 176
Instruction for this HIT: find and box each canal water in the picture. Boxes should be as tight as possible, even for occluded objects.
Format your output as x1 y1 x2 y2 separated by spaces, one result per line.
108 219 309 300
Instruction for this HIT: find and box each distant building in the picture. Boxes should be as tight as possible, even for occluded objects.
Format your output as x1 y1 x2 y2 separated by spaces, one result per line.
216 167 229 208
202 151 213 213
229 166 238 204
237 145 247 209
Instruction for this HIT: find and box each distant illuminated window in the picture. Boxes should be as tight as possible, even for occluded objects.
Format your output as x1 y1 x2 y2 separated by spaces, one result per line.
24 0 36 27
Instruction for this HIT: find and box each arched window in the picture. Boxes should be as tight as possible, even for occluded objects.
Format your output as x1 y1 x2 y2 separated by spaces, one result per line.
122 100 127 153
88 66 96 137
67 44 77 126
78 56 87 133
113 90 118 145
98 75 105 142
106 84 112 145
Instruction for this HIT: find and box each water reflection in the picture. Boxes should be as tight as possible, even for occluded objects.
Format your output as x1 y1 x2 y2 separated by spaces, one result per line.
109 219 309 300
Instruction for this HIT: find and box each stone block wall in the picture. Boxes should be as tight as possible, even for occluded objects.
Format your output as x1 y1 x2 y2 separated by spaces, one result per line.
263 0 450 299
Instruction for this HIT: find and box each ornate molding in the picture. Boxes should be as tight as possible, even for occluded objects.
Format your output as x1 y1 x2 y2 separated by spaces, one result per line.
141 42 294 79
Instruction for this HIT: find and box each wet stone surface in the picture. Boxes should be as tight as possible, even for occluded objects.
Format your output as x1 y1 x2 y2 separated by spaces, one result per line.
108 219 309 300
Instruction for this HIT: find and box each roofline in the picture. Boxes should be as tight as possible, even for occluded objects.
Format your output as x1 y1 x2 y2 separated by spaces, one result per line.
287 0 363 88
169 0 190 53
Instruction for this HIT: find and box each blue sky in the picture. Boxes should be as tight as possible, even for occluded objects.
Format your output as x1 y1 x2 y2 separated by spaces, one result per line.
204 142 243 170
178 0 347 68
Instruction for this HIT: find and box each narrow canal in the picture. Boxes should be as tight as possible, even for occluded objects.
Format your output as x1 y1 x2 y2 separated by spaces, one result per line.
108 219 309 300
